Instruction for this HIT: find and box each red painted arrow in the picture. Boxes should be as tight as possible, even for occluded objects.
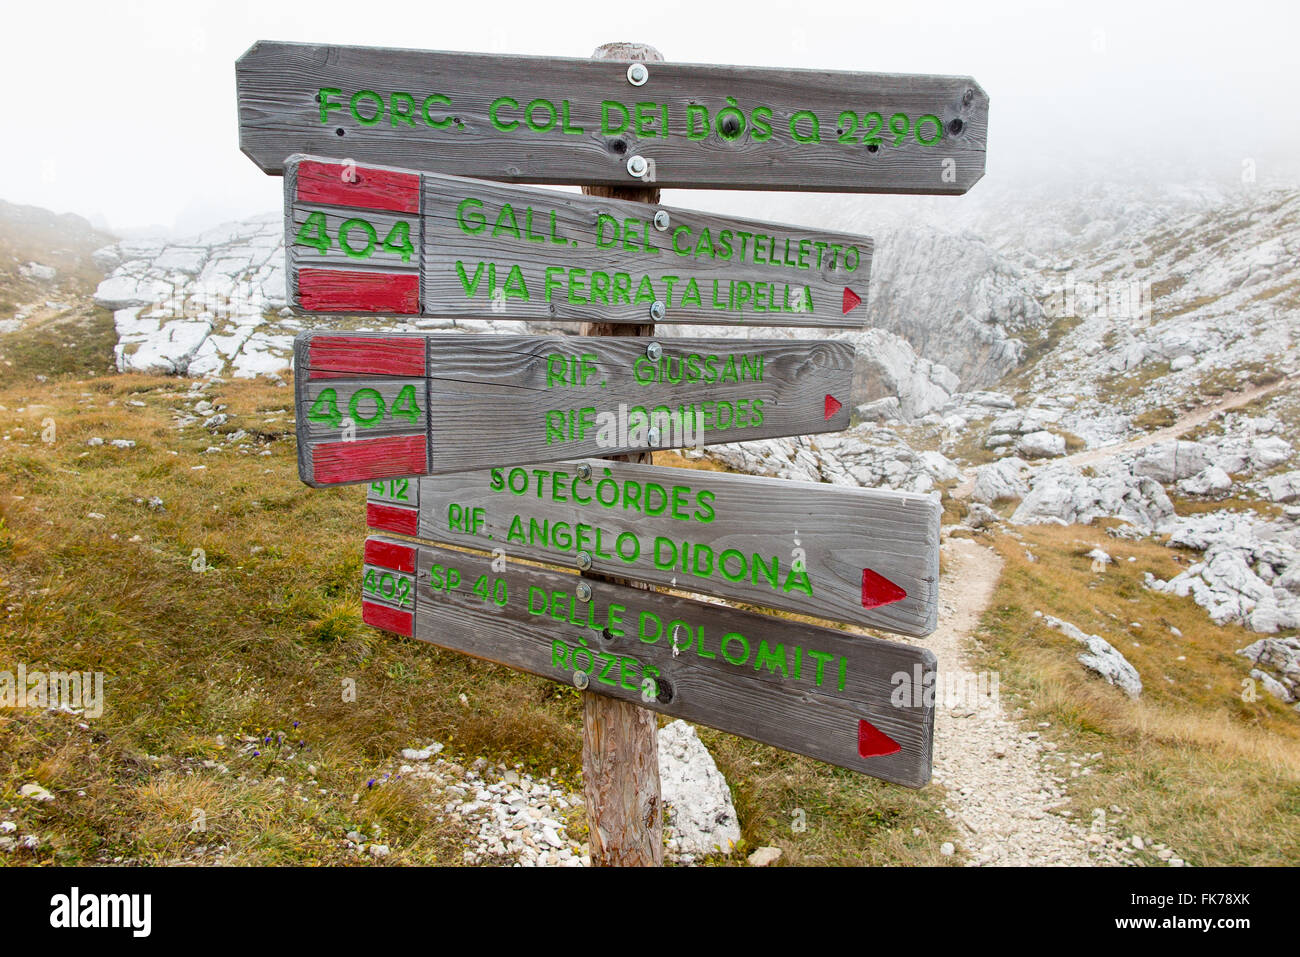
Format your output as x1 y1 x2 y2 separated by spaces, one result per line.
858 719 901 758
824 394 843 420
861 568 907 609
842 287 862 314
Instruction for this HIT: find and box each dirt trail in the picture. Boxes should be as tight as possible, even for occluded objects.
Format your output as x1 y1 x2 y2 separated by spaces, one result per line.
952 375 1296 499
915 537 1129 865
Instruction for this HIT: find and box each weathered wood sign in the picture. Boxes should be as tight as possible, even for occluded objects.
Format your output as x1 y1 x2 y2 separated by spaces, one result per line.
362 535 936 786
367 458 940 637
238 42 988 195
283 154 873 326
293 332 853 487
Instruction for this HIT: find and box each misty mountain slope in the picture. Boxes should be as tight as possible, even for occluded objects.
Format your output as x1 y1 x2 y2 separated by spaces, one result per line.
1002 186 1299 448
0 201 118 383
86 209 1045 414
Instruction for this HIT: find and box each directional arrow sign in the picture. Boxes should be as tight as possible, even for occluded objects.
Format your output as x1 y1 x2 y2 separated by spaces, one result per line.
238 42 988 195
367 457 940 637
283 154 873 328
294 332 853 488
363 536 937 786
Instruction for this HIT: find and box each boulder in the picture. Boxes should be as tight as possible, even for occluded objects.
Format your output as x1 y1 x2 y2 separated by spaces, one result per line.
1016 430 1066 458
1042 615 1142 697
19 262 56 281
855 396 902 423
1177 466 1233 496
1250 437 1292 471
657 721 740 858
971 457 1031 504
1263 471 1300 503
1131 441 1213 483
965 502 1001 529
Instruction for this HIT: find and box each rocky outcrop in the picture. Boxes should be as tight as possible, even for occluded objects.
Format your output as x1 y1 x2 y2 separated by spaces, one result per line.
864 226 1042 388
1146 527 1300 633
707 424 960 495
841 328 959 422
1238 638 1300 705
94 215 294 378
970 457 1032 504
1010 464 1174 531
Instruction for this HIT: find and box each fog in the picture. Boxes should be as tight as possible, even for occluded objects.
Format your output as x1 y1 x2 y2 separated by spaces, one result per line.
3 0 1296 236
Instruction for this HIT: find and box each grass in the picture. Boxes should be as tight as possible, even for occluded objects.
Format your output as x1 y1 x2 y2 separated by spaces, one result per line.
968 523 1300 866
1197 361 1284 398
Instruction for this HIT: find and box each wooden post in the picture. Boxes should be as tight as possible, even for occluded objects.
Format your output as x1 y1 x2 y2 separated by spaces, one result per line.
578 40 665 868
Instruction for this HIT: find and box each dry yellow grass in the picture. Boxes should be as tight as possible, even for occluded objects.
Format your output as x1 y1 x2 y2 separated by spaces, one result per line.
970 522 1300 865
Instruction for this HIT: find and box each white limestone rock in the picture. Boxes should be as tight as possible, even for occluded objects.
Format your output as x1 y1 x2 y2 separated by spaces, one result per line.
1042 615 1142 697
1131 441 1214 483
1263 471 1300 503
1016 430 1066 458
971 457 1031 504
1177 466 1233 496
1010 464 1174 531
657 720 740 858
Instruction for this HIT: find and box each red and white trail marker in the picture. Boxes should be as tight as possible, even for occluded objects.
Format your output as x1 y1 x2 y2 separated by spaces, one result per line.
283 154 873 328
293 331 855 489
366 456 940 638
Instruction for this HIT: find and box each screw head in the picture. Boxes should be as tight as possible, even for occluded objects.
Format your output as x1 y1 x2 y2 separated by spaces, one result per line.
646 427 661 446
576 551 593 571
572 670 589 690
653 210 670 231
645 341 663 361
626 154 648 178
576 463 592 480
649 300 666 321
627 62 649 86
575 581 592 602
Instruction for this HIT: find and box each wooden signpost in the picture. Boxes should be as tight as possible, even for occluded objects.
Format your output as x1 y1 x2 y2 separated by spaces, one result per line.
240 35 984 865
366 459 940 638
239 42 989 195
292 331 854 487
283 154 874 326
362 535 936 787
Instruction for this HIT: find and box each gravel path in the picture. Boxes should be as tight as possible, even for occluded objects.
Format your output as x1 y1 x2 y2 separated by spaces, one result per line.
374 536 1181 867
918 536 1144 866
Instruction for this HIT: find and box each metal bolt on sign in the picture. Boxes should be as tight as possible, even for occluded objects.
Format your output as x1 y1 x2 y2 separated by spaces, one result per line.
576 550 593 571
626 154 648 177
653 210 670 231
576 463 592 480
626 62 649 86
648 300 666 321
645 341 663 361
576 581 593 602
646 427 661 446
573 670 590 690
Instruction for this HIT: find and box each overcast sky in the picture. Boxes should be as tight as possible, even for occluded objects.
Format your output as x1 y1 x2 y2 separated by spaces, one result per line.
3 0 1297 235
